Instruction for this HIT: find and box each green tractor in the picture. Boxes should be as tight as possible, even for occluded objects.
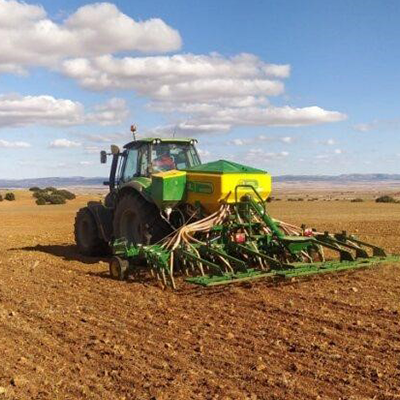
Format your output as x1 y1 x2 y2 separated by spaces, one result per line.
74 133 201 257
75 128 396 289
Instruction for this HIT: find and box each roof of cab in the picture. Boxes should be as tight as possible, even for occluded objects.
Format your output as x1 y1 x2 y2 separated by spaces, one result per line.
124 137 197 149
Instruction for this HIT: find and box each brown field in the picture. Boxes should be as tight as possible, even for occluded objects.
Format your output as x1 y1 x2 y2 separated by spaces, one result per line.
1 190 400 399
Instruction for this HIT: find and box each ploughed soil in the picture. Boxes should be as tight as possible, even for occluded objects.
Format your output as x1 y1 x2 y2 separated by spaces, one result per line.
1 191 400 400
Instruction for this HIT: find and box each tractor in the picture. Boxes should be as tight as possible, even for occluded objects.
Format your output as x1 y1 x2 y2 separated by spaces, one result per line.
75 127 396 289
74 132 201 256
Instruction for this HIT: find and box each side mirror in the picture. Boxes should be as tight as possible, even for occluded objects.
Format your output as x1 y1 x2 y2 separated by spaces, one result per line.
100 150 107 164
111 145 120 155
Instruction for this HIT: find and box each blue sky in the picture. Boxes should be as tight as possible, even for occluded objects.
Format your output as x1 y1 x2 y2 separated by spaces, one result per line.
0 0 399 179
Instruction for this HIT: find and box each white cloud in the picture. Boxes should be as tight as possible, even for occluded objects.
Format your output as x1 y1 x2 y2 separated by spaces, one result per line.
149 105 345 136
0 139 31 147
263 64 291 78
191 105 345 134
85 98 129 126
62 53 289 92
0 94 83 127
0 63 27 75
200 105 345 127
314 138 337 146
144 122 231 137
49 138 81 148
61 52 345 134
197 148 212 162
81 131 131 143
353 123 373 132
314 148 344 160
79 161 92 165
0 94 128 128
281 136 293 144
84 146 102 154
0 0 181 73
0 1 346 138
61 53 286 108
244 148 289 164
315 154 329 160
197 148 210 157
232 138 245 146
229 135 294 146
353 119 400 133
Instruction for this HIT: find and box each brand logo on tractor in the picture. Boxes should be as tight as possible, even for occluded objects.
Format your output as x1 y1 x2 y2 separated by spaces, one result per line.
187 181 214 194
238 179 259 188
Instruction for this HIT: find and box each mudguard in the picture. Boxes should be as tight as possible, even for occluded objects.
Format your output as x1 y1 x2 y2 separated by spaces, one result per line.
118 178 154 204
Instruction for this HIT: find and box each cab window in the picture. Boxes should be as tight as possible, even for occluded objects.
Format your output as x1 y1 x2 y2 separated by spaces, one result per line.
151 143 200 172
138 146 149 176
122 149 138 182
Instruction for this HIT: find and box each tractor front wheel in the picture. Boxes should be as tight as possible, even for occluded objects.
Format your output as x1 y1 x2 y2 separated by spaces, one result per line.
74 207 109 256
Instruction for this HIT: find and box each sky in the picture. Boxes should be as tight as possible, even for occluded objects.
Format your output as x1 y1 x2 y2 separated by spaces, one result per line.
0 0 399 179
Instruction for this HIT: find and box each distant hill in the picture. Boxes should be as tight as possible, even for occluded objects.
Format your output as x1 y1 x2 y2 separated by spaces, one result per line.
0 176 105 188
1 174 400 188
275 174 400 182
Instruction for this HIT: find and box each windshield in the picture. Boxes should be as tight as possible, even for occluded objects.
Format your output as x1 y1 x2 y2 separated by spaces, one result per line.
151 143 200 172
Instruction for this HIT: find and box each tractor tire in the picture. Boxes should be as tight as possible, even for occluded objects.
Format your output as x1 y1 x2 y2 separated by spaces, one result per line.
74 207 109 256
113 193 171 245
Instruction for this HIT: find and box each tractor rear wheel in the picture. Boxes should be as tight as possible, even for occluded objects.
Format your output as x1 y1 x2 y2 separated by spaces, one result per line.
113 193 171 245
74 207 109 256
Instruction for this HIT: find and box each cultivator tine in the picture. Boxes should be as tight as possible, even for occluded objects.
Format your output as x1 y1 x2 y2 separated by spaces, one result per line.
229 242 286 269
332 234 369 258
313 237 355 262
177 249 224 277
340 234 387 257
199 244 247 272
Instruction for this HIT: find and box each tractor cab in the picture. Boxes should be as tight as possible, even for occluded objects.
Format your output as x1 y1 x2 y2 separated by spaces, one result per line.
101 138 201 191
122 138 201 180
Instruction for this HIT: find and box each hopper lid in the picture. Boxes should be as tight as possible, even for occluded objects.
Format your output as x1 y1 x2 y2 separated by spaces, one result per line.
184 159 267 174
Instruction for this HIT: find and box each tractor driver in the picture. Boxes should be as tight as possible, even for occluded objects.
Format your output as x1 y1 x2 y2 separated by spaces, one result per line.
152 144 176 172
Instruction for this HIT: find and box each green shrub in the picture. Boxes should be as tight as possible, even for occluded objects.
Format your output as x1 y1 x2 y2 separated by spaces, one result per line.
351 198 364 203
55 189 76 200
32 190 51 201
32 190 45 198
5 192 15 201
376 195 397 203
48 194 66 205
31 187 76 202
29 186 40 192
0 194 3 202
36 197 46 205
